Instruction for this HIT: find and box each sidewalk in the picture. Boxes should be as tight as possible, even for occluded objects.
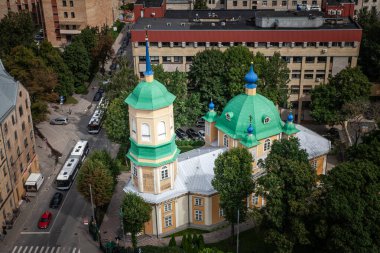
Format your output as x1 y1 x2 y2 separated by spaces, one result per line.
100 171 255 248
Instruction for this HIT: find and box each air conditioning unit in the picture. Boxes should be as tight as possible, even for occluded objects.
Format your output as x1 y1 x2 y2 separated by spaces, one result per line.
316 78 321 82
321 48 328 54
336 10 342 15
146 24 152 28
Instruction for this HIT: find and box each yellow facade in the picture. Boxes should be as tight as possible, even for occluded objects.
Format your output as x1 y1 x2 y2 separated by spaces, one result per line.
161 201 176 233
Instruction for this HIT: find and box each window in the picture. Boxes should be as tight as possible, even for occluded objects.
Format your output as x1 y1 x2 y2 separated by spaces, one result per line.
303 85 312 94
19 105 23 117
164 202 172 212
304 73 314 79
293 56 302 63
26 153 30 163
162 56 171 63
243 0 248 6
7 140 10 150
282 0 286 5
139 56 146 62
291 70 301 79
195 197 202 206
173 56 182 63
282 56 291 63
223 134 228 147
262 0 267 5
252 194 259 205
62 0 66 6
219 208 224 217
195 210 203 221
131 118 136 134
233 0 237 6
264 139 271 151
185 56 193 62
161 166 169 180
220 0 225 4
0 149 4 160
305 57 315 63
71 12 75 18
272 0 277 6
141 123 150 141
24 138 28 148
292 0 297 5
263 117 270 124
295 42 303 47
64 12 68 18
17 147 21 156
290 85 300 94
164 216 172 227
12 115 15 125
151 56 159 63
4 123 8 133
311 160 317 170
25 98 29 109
22 122 25 131
70 0 73 6
158 121 166 140
132 164 138 178
312 0 317 4
317 56 327 63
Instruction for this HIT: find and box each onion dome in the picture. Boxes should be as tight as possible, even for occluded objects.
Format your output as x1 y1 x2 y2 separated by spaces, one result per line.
287 112 294 122
282 112 300 135
240 123 260 148
245 63 258 89
203 100 218 123
247 123 254 135
144 32 153 79
209 100 215 111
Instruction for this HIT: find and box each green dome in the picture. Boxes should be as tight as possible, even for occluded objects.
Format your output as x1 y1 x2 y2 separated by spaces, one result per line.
215 94 283 141
125 79 175 110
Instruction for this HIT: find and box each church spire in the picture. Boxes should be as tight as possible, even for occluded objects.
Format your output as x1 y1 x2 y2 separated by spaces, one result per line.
144 30 154 82
244 62 258 96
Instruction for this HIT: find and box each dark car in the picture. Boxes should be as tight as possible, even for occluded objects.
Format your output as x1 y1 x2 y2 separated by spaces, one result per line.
97 87 105 94
186 128 201 140
196 118 205 128
93 91 103 102
49 192 63 209
38 211 52 229
175 128 187 139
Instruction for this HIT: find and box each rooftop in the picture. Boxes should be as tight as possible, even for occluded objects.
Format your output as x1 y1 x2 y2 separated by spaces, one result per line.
0 60 18 122
326 0 354 5
133 9 359 31
135 0 164 7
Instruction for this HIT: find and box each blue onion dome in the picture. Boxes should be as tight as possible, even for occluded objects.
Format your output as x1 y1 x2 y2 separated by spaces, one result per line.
209 100 215 110
245 63 258 87
247 123 254 134
287 112 294 122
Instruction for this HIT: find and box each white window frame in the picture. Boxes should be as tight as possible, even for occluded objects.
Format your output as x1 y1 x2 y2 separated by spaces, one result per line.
252 194 259 205
157 121 166 140
141 123 150 141
164 216 172 227
195 197 202 206
195 210 203 221
164 202 172 212
223 134 229 147
311 159 317 170
132 163 138 178
219 208 224 217
161 166 169 180
264 139 271 151
205 123 210 136
264 117 271 124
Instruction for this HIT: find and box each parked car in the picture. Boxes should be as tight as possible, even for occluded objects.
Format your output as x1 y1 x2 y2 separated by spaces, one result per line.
186 128 201 140
110 63 117 71
175 128 187 139
38 211 52 229
93 91 103 101
198 130 205 140
50 116 68 125
97 87 105 94
196 118 205 128
49 192 63 209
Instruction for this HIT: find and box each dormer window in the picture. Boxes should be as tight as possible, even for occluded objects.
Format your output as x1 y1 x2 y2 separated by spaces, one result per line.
263 116 271 124
225 112 233 121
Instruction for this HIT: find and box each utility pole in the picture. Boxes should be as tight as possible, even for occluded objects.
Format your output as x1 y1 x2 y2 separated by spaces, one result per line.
237 208 240 253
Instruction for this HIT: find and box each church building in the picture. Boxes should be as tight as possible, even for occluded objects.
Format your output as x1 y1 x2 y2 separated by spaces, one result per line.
123 37 330 237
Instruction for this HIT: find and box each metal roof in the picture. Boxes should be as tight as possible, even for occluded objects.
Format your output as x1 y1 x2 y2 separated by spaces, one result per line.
0 60 18 122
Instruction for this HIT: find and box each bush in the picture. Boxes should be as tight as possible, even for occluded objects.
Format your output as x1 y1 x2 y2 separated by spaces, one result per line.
169 234 177 247
75 84 88 94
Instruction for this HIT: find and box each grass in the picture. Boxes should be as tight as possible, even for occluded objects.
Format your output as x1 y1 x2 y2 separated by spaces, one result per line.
65 96 78 104
176 140 205 153
164 228 208 238
207 228 274 253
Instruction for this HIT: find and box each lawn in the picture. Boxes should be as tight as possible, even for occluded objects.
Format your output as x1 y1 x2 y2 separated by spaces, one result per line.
65 96 78 104
207 228 274 253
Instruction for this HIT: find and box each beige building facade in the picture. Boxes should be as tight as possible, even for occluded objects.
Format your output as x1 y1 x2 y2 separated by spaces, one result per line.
0 61 40 228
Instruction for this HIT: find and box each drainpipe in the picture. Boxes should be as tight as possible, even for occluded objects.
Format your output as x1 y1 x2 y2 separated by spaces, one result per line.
155 205 159 238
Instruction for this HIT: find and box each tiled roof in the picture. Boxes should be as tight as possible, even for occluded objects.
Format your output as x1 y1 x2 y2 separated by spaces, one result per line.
296 124 331 158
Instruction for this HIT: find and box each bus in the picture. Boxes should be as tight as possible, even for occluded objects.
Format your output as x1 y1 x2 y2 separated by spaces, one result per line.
70 140 89 162
55 157 81 190
88 97 108 134
55 140 89 190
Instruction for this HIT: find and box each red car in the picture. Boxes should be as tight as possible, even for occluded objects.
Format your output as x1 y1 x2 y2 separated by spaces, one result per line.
38 211 52 229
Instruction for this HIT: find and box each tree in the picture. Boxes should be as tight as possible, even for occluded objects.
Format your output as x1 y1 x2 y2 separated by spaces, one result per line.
314 160 380 252
63 40 91 85
346 130 380 165
256 138 317 253
92 26 114 74
188 49 227 110
194 0 208 9
77 151 115 209
0 12 36 55
211 147 254 244
121 192 152 248
104 92 130 143
38 41 75 97
169 235 177 247
153 65 202 128
310 67 371 126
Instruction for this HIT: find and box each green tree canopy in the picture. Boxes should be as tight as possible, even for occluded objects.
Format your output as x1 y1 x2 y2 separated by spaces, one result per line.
63 40 91 85
211 147 254 243
121 192 152 248
104 92 130 143
92 26 114 74
0 11 36 55
310 67 371 126
256 138 317 253
314 160 380 252
77 155 114 208
346 129 380 165
194 0 208 9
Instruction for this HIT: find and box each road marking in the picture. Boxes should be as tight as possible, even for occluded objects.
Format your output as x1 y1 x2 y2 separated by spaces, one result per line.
16 246 23 253
22 247 28 253
33 246 39 253
39 247 45 253
28 246 34 253
44 246 50 253
20 231 50 235
11 246 18 253
11 247 80 253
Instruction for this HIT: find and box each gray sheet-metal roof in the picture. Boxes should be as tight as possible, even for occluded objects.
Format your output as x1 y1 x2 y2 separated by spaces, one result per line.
124 125 330 203
0 60 18 122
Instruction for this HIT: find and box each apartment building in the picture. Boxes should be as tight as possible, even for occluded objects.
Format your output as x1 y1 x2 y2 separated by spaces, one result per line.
130 9 361 122
0 61 40 228
166 0 323 10
40 0 120 47
0 0 44 26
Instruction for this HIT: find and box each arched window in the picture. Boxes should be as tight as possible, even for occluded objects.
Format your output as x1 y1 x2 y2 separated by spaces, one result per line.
161 166 169 180
157 121 166 140
264 139 271 151
132 163 138 178
131 118 137 135
141 123 150 141
223 134 229 147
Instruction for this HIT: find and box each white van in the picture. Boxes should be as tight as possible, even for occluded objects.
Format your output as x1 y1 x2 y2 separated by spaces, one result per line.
25 173 44 196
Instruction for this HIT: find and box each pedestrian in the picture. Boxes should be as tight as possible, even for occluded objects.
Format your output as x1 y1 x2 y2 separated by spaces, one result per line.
68 108 72 115
2 228 6 235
